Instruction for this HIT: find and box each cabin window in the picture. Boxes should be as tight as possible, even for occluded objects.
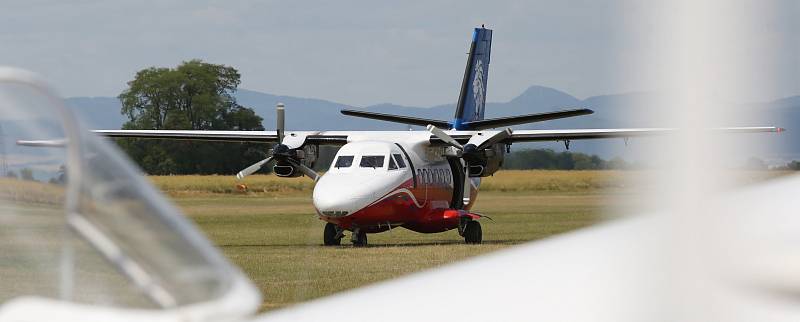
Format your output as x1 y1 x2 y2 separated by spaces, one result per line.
393 154 406 168
334 155 354 168
359 155 385 168
388 157 398 170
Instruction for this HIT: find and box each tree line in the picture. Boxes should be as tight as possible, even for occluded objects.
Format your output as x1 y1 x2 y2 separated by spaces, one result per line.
501 149 632 170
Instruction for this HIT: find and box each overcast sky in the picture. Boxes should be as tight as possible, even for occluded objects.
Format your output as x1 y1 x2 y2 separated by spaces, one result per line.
1 1 797 106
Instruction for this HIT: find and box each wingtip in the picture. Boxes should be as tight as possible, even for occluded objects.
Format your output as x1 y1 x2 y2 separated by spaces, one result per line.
776 127 786 133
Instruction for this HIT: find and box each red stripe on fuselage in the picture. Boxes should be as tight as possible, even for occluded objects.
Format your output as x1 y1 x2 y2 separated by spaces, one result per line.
317 177 477 233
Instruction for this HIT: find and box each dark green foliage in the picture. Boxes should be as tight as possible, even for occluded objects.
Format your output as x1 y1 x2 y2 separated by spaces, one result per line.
116 60 266 175
502 148 630 170
19 168 34 181
773 160 800 171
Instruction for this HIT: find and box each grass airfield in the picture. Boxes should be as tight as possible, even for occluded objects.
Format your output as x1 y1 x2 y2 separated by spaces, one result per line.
151 170 640 311
149 170 788 311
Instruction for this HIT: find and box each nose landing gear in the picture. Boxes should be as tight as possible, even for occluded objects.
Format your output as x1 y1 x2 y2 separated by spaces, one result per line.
323 223 343 246
323 223 368 247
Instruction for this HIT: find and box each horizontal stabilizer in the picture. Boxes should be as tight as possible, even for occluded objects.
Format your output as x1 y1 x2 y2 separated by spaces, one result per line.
341 110 451 128
461 108 594 130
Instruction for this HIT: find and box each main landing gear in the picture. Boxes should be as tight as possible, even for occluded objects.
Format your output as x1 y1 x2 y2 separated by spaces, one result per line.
460 218 483 244
351 228 368 247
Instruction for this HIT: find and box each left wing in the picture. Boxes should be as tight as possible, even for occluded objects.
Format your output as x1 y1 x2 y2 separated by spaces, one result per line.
428 127 783 146
502 126 783 143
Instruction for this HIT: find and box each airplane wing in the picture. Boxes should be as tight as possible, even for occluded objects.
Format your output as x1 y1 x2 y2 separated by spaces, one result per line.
502 126 783 142
426 126 783 146
93 130 349 145
95 127 783 146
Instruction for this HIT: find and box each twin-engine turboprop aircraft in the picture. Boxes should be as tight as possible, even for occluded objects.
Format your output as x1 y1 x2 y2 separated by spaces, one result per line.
93 27 782 246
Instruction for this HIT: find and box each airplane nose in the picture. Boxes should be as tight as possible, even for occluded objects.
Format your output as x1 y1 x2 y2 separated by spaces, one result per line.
313 173 383 217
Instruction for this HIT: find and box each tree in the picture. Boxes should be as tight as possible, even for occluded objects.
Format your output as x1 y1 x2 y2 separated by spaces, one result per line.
19 168 34 181
116 60 265 175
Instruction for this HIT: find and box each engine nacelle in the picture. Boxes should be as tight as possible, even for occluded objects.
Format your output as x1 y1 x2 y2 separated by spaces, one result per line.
468 143 506 177
273 162 303 178
273 144 319 178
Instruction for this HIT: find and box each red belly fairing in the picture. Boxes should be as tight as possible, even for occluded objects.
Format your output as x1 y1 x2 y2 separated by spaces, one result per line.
317 178 477 234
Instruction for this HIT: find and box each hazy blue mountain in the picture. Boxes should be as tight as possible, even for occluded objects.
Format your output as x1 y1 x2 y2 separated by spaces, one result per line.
65 97 125 129
64 86 799 160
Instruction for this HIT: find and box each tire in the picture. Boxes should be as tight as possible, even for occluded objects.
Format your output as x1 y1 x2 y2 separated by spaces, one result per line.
352 231 368 247
323 223 341 246
464 221 482 244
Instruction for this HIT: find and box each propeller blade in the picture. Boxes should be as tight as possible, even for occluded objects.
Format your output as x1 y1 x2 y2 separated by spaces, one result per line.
426 124 463 150
288 158 319 181
475 128 513 150
276 103 285 143
236 156 273 180
462 162 471 205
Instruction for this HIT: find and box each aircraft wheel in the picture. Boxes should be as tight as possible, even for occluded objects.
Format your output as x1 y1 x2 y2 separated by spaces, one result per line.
323 223 341 246
464 221 482 244
352 231 368 247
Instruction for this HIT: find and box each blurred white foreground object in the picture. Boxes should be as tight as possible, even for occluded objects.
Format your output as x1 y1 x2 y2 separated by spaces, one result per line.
256 173 800 322
0 67 259 321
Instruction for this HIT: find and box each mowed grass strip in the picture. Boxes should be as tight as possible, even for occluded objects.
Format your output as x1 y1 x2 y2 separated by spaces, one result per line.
158 170 789 311
162 170 632 311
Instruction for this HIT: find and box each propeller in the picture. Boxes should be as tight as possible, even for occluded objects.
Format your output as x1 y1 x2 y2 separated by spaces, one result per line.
236 156 273 180
426 125 512 206
236 103 319 181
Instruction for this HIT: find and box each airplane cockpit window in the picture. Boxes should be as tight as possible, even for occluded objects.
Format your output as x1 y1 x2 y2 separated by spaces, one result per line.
334 155 354 168
359 155 385 168
388 157 398 170
392 153 406 168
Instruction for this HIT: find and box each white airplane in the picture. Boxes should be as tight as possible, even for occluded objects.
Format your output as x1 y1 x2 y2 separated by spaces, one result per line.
92 27 782 247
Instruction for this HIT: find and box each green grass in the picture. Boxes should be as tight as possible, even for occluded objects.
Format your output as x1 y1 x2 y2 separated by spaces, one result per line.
163 169 793 311
179 192 615 310
164 170 647 311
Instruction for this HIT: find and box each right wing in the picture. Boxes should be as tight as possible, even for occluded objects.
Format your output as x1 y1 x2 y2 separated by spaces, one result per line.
93 130 349 145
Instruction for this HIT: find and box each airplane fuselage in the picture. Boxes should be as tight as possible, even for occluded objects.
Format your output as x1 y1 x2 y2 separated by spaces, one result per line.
312 132 480 234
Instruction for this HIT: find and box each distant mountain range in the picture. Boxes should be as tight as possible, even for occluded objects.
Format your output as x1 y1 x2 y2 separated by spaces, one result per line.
65 86 799 161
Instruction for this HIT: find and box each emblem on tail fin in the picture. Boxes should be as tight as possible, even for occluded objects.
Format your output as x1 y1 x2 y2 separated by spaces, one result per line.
472 59 486 118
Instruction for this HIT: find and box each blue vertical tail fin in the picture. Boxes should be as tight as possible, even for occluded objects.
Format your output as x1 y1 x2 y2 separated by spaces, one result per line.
453 27 492 130
340 27 593 130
